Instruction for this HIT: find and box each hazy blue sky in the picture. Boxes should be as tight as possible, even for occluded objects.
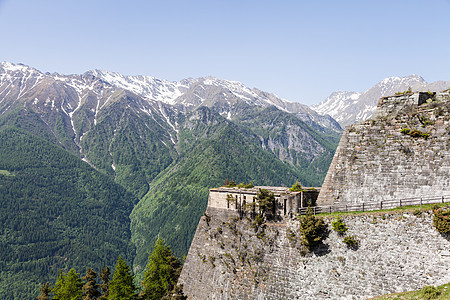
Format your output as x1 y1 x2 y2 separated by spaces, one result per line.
0 0 449 105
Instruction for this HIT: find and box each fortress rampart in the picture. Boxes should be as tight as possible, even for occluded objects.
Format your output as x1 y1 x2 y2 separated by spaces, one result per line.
208 186 319 217
179 207 450 299
179 91 450 299
318 91 450 205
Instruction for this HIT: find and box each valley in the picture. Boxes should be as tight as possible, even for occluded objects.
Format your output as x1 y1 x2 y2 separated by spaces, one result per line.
1 61 448 299
0 62 340 299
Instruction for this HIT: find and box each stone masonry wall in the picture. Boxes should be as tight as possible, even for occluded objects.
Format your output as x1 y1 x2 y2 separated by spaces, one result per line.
179 207 450 299
208 186 319 216
317 93 450 206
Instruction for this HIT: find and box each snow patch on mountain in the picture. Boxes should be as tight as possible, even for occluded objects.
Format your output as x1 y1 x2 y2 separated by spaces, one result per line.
0 62 343 133
91 70 184 104
312 91 362 122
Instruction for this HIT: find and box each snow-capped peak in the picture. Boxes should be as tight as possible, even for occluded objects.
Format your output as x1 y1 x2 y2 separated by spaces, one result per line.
311 74 449 127
88 69 184 104
0 62 42 75
379 74 425 86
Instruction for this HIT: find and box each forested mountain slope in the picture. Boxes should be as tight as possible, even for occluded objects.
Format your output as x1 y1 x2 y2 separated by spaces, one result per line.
0 128 136 299
0 62 341 295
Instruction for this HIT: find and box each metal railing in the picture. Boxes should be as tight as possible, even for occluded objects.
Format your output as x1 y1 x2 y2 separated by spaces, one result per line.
299 195 450 215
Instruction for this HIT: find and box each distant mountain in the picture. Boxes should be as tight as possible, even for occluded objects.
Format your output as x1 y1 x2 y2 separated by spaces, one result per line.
86 70 342 132
0 62 342 296
0 61 341 190
312 75 450 127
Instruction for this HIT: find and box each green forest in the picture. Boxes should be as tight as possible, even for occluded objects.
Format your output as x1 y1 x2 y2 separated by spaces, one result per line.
0 128 136 299
34 238 184 300
0 98 340 298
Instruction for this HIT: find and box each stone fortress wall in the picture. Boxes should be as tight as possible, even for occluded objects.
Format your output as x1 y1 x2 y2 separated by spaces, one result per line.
179 91 450 299
317 91 450 206
208 186 319 216
179 208 450 299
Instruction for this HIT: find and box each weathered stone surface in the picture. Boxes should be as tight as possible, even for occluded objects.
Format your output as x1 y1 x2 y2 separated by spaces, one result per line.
179 207 450 299
318 92 450 206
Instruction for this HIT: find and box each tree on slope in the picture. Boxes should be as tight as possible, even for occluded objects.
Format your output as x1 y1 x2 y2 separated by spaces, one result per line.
140 237 183 300
99 266 111 300
108 256 136 300
53 268 83 300
256 188 275 217
82 268 101 300
37 282 51 300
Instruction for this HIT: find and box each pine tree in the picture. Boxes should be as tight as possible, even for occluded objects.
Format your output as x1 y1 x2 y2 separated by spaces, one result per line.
53 270 65 300
256 188 275 216
299 207 327 250
99 266 110 300
140 238 183 300
108 256 136 300
53 268 83 300
37 282 51 300
82 268 101 300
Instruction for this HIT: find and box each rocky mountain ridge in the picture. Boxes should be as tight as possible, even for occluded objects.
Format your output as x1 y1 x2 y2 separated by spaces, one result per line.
0 61 341 148
0 62 340 175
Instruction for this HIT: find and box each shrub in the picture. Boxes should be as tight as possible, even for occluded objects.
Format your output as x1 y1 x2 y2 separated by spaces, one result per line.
413 209 422 216
421 285 440 299
298 208 327 250
226 194 236 208
400 128 411 135
223 179 236 187
242 201 256 213
342 236 358 248
289 181 303 192
395 87 413 95
237 182 254 188
254 214 264 227
256 231 266 240
432 204 441 210
432 207 450 234
286 228 297 245
400 128 430 139
331 217 348 235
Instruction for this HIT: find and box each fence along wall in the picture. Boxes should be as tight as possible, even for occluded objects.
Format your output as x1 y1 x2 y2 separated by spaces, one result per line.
301 194 450 215
317 92 450 206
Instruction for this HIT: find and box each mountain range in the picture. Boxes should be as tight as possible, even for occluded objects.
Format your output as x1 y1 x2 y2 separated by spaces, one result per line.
312 74 450 127
3 61 448 298
0 62 341 298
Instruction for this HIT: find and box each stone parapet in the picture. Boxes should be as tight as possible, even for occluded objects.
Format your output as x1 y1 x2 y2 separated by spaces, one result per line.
318 92 450 205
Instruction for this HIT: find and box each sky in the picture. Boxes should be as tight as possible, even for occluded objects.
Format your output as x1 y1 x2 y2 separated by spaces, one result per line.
0 0 449 105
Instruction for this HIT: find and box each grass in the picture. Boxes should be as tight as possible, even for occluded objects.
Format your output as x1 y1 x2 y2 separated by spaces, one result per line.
370 282 450 299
